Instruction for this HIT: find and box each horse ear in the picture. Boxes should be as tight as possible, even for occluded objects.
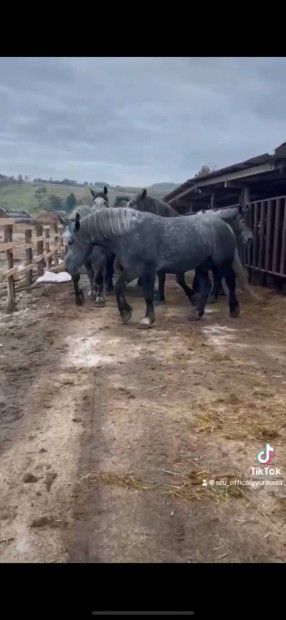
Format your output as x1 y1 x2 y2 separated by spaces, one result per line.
104 186 108 195
90 188 96 198
141 189 147 199
75 212 81 231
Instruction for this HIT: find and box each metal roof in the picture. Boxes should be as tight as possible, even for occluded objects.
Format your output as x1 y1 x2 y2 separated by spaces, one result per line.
163 152 274 203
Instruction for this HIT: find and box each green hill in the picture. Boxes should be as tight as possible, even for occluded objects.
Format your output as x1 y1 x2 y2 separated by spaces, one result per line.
0 178 178 214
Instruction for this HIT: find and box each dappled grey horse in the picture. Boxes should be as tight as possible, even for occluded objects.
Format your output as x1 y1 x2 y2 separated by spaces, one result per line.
127 189 193 303
191 207 253 302
59 187 114 306
64 207 255 329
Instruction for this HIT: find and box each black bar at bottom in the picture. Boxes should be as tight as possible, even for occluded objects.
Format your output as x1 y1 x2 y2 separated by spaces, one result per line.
91 613 195 616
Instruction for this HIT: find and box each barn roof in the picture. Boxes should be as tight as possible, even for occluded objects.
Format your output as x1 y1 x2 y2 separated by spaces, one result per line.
163 142 286 212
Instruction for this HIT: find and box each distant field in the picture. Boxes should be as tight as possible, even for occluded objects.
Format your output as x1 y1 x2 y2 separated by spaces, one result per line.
0 181 173 213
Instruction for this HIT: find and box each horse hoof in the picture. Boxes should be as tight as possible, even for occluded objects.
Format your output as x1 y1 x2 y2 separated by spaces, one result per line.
138 317 153 329
229 307 240 318
188 310 202 321
95 297 106 308
121 310 132 324
76 292 85 306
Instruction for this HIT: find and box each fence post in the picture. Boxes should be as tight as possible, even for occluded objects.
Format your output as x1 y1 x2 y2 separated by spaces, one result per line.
53 223 59 266
44 226 52 270
25 228 33 286
5 223 15 312
36 223 44 276
58 224 64 259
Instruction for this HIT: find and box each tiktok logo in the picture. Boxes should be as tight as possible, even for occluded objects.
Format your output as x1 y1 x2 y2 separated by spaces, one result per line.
256 443 274 465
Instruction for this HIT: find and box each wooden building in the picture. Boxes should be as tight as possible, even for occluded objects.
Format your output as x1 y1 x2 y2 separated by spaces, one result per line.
163 142 286 285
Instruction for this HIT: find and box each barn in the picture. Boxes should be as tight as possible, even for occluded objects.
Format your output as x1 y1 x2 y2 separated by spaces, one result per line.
164 142 286 288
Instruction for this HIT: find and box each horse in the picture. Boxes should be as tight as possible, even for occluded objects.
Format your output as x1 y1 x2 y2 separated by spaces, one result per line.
191 207 253 302
127 189 193 303
58 187 114 306
63 207 255 329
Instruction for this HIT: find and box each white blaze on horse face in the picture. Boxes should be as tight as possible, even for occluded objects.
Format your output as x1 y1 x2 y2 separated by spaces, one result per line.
93 197 107 210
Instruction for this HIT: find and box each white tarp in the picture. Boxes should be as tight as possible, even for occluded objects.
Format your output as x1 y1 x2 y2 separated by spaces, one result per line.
35 270 71 284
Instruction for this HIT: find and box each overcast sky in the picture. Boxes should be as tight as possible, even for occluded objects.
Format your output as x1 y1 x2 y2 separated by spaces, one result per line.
0 57 286 187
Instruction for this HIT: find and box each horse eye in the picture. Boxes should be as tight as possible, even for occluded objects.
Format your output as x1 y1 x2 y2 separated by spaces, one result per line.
68 239 73 245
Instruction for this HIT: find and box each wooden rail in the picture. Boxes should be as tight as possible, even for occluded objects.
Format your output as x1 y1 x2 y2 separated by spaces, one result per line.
0 218 65 311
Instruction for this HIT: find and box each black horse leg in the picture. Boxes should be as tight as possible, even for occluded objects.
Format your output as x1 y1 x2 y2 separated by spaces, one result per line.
188 263 212 321
220 262 240 318
137 276 143 288
114 269 133 324
176 272 197 306
105 254 115 294
72 274 85 306
139 269 156 328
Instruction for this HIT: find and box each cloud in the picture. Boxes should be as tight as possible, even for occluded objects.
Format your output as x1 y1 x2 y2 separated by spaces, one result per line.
0 57 286 186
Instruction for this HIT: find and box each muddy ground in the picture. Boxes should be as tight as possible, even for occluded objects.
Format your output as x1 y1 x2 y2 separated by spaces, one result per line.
0 274 286 563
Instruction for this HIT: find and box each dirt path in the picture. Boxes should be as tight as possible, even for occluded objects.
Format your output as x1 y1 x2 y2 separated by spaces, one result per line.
1 275 286 563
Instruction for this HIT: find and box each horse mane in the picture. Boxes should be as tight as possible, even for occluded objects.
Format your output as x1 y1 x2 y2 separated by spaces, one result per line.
77 207 140 242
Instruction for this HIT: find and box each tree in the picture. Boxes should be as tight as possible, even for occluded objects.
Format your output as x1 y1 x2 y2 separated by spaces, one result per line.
65 192 77 213
44 194 63 211
35 186 47 206
195 164 217 178
17 174 23 183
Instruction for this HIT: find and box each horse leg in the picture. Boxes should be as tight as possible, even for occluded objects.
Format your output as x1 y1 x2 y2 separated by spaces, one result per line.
72 274 85 306
114 269 133 324
220 262 240 318
188 264 212 321
94 261 106 307
208 266 223 304
137 277 143 288
138 269 156 329
84 260 97 300
176 272 197 306
105 254 115 295
153 271 166 305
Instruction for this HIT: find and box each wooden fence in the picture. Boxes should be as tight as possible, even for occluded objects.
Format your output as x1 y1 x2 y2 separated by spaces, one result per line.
0 218 65 311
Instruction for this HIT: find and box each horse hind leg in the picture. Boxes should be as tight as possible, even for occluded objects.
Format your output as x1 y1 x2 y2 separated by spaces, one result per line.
114 269 133 324
153 271 166 305
105 254 115 295
208 265 223 304
220 262 240 318
188 264 212 321
84 261 97 300
138 269 156 329
176 272 197 306
94 263 106 308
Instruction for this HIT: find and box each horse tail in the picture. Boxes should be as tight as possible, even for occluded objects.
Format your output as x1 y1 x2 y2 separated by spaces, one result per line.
231 248 261 301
